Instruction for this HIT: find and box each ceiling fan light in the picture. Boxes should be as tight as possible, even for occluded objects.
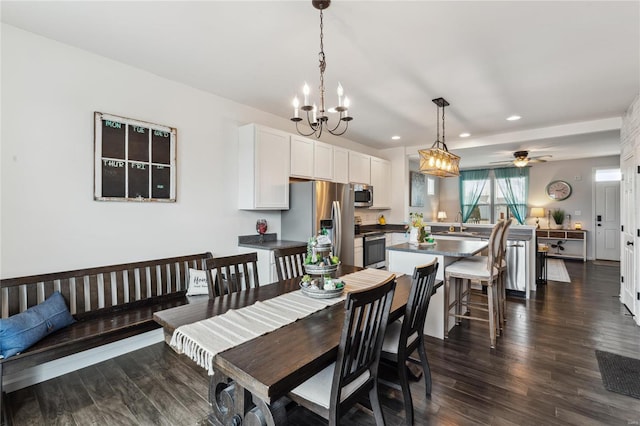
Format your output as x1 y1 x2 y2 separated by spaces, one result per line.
513 157 529 167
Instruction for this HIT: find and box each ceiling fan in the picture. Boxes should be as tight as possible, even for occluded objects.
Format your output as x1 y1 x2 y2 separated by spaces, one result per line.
490 150 552 168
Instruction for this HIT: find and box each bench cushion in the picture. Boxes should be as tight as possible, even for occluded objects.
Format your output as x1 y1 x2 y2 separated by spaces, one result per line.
0 291 75 359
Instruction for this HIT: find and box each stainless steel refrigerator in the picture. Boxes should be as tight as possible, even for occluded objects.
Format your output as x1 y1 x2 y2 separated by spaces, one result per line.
281 181 354 265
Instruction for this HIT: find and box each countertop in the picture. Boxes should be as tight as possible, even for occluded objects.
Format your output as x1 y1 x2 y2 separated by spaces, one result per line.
356 223 533 241
238 233 306 250
387 239 488 257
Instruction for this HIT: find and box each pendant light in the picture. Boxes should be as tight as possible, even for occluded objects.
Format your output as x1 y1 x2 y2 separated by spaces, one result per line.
418 97 460 177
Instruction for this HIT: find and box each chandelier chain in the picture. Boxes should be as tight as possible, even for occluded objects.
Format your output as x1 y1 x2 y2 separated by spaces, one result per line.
318 9 326 113
442 102 445 144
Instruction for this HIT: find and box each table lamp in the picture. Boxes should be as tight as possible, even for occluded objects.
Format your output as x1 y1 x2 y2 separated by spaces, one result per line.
531 207 545 229
437 211 447 222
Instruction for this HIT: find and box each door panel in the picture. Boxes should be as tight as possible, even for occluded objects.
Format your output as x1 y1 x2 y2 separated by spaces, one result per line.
620 152 636 320
595 181 620 260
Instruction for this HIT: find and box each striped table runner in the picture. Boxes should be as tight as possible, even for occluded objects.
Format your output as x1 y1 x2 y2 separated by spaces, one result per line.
170 268 398 374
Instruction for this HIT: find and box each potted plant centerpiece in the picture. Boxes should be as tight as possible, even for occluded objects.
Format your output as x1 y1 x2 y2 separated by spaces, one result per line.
551 209 566 229
408 212 432 244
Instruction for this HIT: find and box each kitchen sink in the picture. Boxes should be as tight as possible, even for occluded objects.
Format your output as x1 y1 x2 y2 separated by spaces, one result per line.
434 231 482 237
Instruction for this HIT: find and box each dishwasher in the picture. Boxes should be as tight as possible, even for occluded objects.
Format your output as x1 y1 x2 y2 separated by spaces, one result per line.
505 241 526 292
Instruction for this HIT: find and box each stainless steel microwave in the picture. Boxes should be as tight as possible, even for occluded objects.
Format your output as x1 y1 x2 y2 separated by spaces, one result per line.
352 184 373 207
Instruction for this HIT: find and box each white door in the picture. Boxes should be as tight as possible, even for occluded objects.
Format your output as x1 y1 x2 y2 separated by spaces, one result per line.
595 180 621 260
620 151 636 319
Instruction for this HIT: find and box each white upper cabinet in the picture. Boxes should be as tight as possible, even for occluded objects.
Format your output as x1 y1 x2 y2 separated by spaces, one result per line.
333 146 349 184
290 136 333 181
349 151 371 184
313 140 334 181
290 135 315 179
238 124 290 210
370 157 391 209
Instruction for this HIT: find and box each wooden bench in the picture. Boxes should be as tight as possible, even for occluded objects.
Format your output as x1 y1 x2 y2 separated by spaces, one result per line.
0 252 212 423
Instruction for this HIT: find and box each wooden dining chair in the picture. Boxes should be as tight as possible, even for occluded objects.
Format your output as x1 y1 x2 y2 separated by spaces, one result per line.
444 220 504 348
273 245 307 282
379 259 439 426
205 252 259 297
288 275 397 426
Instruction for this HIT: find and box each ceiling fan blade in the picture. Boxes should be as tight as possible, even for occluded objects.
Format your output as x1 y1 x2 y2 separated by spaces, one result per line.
488 160 514 164
529 154 552 161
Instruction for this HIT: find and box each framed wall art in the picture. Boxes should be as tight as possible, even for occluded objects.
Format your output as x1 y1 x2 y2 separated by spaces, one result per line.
410 171 425 207
94 112 177 202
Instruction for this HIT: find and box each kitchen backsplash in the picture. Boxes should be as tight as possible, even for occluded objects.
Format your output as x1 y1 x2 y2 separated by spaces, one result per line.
355 209 392 225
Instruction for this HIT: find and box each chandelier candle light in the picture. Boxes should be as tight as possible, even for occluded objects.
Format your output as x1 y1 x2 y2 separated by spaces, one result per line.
291 0 353 138
419 97 460 177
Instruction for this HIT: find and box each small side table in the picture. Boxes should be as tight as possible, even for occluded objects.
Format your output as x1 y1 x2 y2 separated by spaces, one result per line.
536 246 548 285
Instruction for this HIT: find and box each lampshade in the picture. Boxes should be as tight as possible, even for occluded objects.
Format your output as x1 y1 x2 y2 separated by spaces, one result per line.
531 207 545 218
437 211 447 221
531 207 545 229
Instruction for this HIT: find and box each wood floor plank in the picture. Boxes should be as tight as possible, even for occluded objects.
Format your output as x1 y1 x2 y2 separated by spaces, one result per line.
6 260 640 425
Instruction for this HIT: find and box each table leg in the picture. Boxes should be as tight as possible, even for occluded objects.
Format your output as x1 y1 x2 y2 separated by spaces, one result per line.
209 366 287 426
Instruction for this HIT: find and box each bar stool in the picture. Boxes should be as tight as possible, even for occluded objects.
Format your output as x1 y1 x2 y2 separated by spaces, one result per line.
444 221 504 348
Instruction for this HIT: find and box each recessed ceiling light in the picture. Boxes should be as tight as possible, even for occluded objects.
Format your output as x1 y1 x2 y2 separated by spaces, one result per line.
459 132 471 138
391 135 401 140
507 115 521 121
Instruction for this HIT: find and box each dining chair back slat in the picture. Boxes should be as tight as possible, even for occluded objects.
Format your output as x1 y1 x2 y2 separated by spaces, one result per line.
205 253 259 298
273 246 307 282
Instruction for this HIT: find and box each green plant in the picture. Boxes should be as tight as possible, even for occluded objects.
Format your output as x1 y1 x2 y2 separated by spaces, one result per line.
552 209 566 224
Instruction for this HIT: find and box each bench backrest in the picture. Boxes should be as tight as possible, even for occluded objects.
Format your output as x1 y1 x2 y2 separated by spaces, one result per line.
0 252 212 320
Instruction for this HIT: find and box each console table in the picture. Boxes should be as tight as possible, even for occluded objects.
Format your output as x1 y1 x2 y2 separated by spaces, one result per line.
536 229 587 262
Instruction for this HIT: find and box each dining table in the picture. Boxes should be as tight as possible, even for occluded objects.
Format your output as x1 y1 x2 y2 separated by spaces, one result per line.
153 264 413 426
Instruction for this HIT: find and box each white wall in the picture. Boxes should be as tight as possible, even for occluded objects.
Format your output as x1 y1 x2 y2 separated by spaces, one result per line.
0 24 378 277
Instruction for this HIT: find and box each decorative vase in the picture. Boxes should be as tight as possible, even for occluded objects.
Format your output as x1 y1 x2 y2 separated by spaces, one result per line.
553 222 563 229
409 227 419 244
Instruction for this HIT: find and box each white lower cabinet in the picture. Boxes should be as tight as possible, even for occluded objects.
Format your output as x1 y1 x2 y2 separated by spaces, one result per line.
354 237 363 268
239 247 276 285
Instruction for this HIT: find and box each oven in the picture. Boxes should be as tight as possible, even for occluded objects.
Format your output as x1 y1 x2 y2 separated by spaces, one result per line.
363 232 386 269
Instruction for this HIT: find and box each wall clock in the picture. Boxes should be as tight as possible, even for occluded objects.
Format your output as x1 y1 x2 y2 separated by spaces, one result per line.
546 180 572 200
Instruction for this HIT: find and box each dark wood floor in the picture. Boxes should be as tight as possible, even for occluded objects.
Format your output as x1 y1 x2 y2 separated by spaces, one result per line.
7 260 640 425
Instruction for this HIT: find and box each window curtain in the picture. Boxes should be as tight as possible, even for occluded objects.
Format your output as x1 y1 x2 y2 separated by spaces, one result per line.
494 167 529 224
458 169 490 222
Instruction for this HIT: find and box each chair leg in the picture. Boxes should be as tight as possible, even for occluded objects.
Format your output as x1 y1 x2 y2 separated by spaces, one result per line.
488 283 496 348
417 341 432 396
397 354 414 426
444 274 450 338
369 383 386 426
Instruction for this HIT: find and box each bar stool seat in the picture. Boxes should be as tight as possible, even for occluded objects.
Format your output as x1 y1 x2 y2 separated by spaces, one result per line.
444 221 504 348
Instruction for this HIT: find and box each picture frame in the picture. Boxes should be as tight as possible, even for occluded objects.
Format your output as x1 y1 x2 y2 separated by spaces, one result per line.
410 171 425 207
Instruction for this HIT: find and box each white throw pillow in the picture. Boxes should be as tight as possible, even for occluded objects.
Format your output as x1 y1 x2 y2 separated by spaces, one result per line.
186 268 209 296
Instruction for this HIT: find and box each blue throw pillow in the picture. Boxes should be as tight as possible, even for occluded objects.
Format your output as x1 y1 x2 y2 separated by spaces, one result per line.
0 291 75 359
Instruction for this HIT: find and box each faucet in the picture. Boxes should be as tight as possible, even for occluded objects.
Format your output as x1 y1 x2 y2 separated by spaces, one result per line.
455 211 467 232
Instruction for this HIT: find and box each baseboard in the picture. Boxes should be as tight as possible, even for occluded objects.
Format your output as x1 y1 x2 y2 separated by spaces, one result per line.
3 328 164 393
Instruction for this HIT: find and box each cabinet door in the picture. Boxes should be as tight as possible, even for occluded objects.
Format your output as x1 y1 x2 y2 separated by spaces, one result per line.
370 157 391 208
333 147 349 183
314 141 334 181
238 124 290 210
349 151 371 184
354 237 363 267
290 135 314 179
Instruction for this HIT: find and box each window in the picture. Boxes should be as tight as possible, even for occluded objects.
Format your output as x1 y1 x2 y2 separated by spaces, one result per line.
459 168 529 224
595 168 621 182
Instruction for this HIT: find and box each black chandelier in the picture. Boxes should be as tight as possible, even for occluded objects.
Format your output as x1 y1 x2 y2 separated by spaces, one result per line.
291 0 353 138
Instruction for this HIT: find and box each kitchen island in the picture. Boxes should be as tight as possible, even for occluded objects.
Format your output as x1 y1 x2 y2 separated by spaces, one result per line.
387 239 488 339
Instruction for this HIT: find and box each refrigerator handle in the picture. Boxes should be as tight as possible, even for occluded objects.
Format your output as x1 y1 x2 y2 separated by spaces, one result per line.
332 201 342 259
